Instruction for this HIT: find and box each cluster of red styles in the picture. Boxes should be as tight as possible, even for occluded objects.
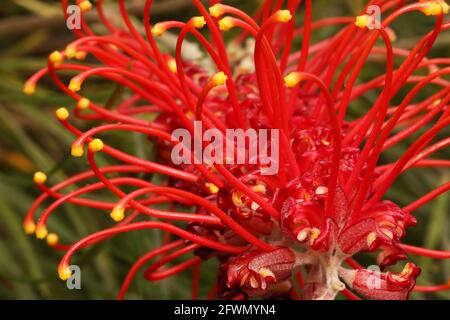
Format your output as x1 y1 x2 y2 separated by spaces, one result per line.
23 0 450 300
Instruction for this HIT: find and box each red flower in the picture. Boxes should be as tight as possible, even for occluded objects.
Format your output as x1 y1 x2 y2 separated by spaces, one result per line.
24 0 450 300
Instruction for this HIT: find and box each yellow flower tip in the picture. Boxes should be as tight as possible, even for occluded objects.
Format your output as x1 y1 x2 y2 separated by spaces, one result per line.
218 17 234 31
69 78 82 92
49 51 64 66
186 110 195 120
55 107 70 121
151 23 166 37
23 83 36 96
75 51 87 61
46 233 59 246
33 171 47 184
167 59 177 73
79 0 93 12
192 16 206 29
354 14 371 28
275 10 292 23
421 1 448 15
35 225 48 240
110 206 125 222
310 227 321 242
284 72 303 88
65 45 77 59
209 4 225 18
367 232 377 247
211 71 228 86
23 221 36 235
205 182 219 194
58 264 72 281
88 138 104 153
77 98 90 109
71 144 84 157
386 28 397 42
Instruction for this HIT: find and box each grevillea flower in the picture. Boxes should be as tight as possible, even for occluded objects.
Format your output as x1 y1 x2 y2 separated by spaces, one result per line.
24 0 450 300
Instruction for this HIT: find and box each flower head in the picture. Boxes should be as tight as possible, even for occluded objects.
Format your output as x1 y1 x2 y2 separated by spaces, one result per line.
25 0 450 300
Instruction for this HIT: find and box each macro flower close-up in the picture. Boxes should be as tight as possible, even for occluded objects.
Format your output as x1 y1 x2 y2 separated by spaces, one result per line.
0 0 449 303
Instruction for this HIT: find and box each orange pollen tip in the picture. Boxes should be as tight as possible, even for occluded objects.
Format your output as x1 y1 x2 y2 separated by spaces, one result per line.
55 107 69 121
110 206 125 222
88 139 104 153
35 225 48 240
46 233 59 246
191 16 206 29
71 144 84 157
23 221 36 235
218 17 234 31
209 4 225 18
284 72 303 88
275 10 292 23
33 171 47 184
77 98 90 109
211 71 228 86
58 265 72 281
79 0 93 12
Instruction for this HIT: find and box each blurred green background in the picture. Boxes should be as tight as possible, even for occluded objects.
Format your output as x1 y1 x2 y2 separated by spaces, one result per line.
0 0 448 300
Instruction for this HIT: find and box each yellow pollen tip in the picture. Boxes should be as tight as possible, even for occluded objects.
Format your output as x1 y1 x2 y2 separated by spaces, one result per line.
421 1 448 15
232 191 244 207
65 45 77 59
46 233 59 246
75 51 87 60
310 228 321 242
110 206 125 222
49 51 63 65
151 24 166 37
205 183 219 194
23 221 36 235
218 17 234 31
71 144 84 157
367 232 377 247
284 72 303 88
58 265 72 281
33 171 47 184
209 4 225 18
168 59 177 73
258 267 275 279
354 15 371 28
211 71 228 86
275 10 292 23
56 107 70 121
192 16 206 29
77 98 90 109
69 78 82 92
79 0 93 12
23 83 36 96
35 225 48 240
88 139 104 153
